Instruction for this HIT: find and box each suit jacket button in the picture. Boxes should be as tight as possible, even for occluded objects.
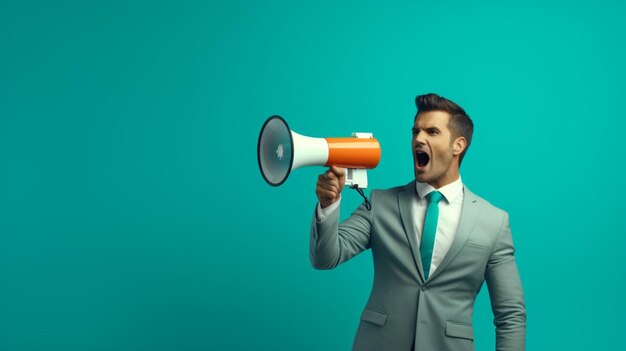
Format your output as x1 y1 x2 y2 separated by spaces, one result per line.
421 285 427 291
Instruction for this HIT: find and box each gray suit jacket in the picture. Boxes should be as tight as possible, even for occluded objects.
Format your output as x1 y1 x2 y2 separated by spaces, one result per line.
310 182 526 351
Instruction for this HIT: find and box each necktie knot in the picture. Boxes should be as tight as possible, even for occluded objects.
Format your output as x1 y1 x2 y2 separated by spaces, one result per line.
426 191 443 204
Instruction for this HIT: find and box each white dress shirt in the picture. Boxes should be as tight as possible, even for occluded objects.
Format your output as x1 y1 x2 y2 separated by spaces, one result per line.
316 176 464 277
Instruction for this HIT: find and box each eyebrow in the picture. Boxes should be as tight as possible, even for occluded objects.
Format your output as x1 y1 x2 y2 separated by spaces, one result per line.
412 126 441 132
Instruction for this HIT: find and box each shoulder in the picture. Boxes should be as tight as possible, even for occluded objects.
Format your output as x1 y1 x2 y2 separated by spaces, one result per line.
362 183 412 216
370 181 413 199
364 182 415 213
464 187 514 245
464 186 508 219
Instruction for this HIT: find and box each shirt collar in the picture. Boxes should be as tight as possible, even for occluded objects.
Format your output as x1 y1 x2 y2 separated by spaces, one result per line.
415 176 463 203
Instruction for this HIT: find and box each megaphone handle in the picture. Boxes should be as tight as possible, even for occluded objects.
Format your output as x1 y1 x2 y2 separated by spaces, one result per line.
344 168 368 189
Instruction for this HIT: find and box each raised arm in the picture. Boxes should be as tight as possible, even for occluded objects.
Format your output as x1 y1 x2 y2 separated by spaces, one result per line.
310 167 372 269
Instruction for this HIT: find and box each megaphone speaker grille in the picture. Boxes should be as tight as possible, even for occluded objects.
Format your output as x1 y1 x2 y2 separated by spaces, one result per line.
257 115 294 186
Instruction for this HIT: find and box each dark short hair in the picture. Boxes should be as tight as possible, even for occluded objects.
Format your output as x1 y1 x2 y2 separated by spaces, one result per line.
415 93 474 165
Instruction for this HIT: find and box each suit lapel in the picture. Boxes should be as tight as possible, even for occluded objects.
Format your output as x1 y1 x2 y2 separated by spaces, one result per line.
398 182 426 283
427 186 481 281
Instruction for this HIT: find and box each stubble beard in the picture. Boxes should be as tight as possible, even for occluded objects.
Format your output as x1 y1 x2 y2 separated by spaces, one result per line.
414 147 456 186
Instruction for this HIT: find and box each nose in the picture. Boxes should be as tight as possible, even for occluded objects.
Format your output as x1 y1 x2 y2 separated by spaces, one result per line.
413 130 426 146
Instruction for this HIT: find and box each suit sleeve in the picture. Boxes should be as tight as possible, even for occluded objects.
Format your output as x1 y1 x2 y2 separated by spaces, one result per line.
485 212 526 351
309 191 375 270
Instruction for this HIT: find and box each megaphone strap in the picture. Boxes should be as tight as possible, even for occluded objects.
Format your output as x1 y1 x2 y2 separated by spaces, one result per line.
350 185 371 211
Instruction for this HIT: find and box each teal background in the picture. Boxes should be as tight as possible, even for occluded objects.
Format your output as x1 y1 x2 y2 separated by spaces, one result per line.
2 1 625 350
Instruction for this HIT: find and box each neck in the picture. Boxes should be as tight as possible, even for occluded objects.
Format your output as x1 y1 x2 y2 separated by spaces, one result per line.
427 170 460 189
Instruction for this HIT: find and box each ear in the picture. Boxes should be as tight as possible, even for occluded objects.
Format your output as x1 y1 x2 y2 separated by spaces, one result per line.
452 136 467 157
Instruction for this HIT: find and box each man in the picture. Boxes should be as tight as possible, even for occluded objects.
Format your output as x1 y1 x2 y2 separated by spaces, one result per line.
310 93 526 351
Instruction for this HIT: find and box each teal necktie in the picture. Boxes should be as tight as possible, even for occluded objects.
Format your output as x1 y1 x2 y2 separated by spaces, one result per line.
420 191 443 280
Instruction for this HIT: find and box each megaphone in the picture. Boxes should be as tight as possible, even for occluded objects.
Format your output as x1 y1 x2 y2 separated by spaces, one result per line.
257 115 381 188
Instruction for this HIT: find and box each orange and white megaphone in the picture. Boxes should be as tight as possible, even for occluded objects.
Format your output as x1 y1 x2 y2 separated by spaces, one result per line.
257 115 381 188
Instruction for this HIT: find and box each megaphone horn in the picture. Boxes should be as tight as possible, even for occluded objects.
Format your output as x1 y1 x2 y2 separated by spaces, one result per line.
257 115 381 188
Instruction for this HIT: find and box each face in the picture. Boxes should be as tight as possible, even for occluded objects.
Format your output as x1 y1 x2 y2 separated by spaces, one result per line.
412 111 466 189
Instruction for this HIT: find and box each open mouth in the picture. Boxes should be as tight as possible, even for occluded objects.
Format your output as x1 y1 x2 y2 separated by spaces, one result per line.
415 150 430 168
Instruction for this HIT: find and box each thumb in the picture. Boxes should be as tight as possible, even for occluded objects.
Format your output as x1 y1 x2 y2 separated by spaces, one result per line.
329 166 346 179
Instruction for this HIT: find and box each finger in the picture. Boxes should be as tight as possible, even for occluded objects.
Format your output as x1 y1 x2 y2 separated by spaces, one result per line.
323 169 338 181
329 166 345 178
317 181 340 194
316 188 338 200
317 176 339 191
318 174 339 188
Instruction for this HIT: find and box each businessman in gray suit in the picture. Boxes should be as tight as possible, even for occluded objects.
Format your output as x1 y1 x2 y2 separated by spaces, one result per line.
310 93 526 350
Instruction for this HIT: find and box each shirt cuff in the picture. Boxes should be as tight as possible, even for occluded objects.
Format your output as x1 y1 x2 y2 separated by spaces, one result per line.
316 197 341 222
